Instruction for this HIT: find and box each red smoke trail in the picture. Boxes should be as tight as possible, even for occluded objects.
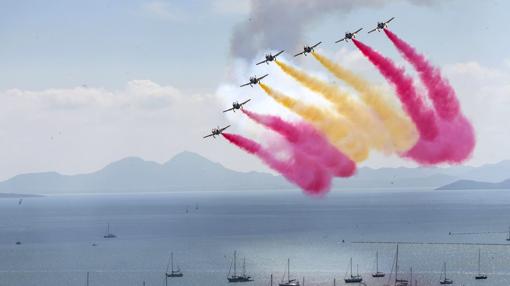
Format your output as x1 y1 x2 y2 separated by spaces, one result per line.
352 39 438 141
242 109 356 177
382 30 476 164
222 133 332 195
404 115 475 164
384 29 459 120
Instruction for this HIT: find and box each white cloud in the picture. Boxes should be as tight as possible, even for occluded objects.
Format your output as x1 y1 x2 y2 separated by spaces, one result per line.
4 80 182 110
1 58 508 181
0 80 267 180
441 62 510 166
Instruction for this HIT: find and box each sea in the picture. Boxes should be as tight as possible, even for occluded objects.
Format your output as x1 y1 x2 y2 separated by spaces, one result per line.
0 188 509 286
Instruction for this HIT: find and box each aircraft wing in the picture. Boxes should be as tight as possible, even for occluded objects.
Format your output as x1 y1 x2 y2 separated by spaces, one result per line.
294 51 305 57
311 42 321 49
203 133 214 139
386 17 395 24
354 28 363 34
240 82 251 87
219 125 231 133
335 38 346 43
223 107 235 113
257 74 268 81
368 28 377 34
256 59 267 65
240 99 251 106
274 50 284 57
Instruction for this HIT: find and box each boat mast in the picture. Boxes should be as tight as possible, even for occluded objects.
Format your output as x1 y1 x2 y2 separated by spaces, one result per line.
270 273 273 286
287 258 290 282
395 244 399 285
234 251 237 277
478 248 481 275
171 252 174 273
243 257 246 276
376 251 379 273
86 272 89 286
350 258 353 277
410 267 413 286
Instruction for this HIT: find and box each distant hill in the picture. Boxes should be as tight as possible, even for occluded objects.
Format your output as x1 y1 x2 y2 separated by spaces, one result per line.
0 152 288 194
0 193 43 198
1 151 510 194
437 178 510 190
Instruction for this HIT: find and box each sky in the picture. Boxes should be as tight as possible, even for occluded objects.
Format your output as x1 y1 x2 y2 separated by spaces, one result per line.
0 0 509 180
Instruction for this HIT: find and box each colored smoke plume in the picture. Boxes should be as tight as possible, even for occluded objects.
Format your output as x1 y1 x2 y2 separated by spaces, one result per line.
353 39 438 141
275 60 392 152
242 109 356 177
259 83 369 162
312 52 418 153
404 115 475 164
222 132 332 195
384 29 460 120
381 29 476 164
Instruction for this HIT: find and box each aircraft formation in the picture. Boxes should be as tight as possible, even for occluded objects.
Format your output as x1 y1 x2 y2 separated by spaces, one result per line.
203 17 395 139
203 16 475 196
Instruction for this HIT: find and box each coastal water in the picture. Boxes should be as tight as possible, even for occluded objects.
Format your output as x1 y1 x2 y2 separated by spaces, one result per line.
0 189 509 286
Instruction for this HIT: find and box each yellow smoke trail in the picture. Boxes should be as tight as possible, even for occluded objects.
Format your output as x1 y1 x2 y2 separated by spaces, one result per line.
275 60 392 153
312 52 418 152
259 83 368 162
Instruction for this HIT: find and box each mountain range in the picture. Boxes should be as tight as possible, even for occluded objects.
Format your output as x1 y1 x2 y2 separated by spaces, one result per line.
1 151 509 194
437 178 510 190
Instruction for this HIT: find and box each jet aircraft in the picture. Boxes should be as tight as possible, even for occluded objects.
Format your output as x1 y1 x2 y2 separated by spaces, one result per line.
256 50 284 65
223 99 251 113
203 125 231 139
240 74 269 87
335 28 363 43
293 42 321 57
368 17 395 33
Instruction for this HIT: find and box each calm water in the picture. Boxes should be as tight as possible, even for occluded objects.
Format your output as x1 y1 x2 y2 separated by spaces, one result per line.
1 189 510 286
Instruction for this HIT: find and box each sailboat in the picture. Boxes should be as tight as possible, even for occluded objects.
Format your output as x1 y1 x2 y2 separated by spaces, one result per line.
166 252 183 280
279 258 300 286
344 258 363 283
385 244 409 286
227 250 253 283
103 223 116 238
474 248 488 280
439 262 453 285
506 227 510 241
372 251 385 278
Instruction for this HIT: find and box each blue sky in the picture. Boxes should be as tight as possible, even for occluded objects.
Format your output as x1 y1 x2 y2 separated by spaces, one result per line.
0 0 509 179
1 0 508 90
0 0 243 90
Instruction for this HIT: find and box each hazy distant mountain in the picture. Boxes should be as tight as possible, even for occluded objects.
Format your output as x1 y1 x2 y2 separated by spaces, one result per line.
0 152 288 194
459 160 510 182
1 151 510 194
437 178 510 190
0 193 43 198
